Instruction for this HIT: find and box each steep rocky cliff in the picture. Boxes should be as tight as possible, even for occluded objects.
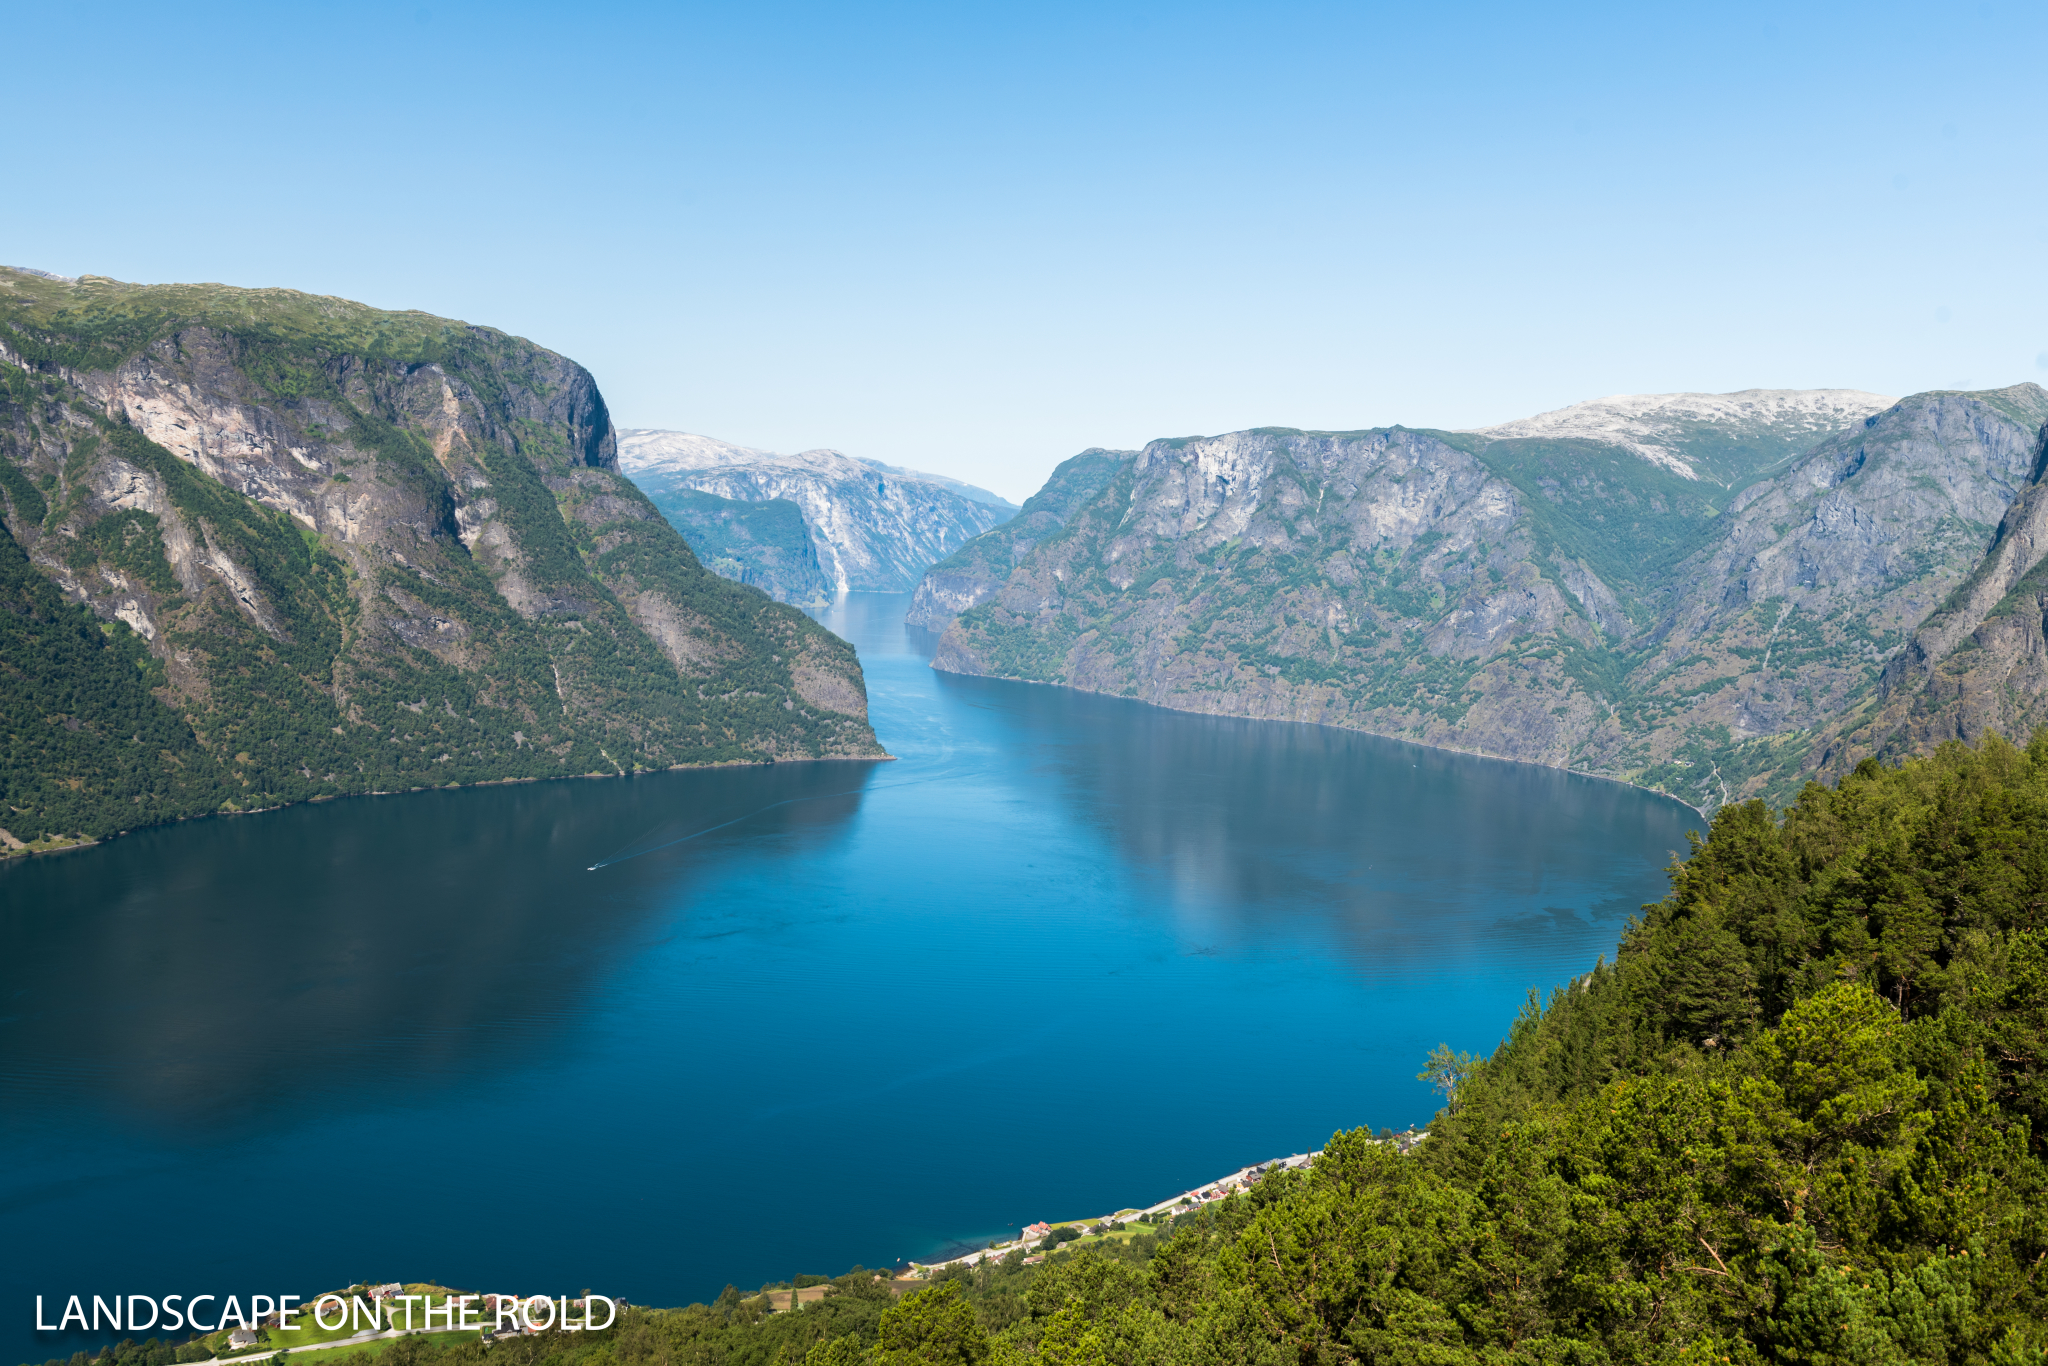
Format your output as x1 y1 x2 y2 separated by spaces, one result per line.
925 387 2048 810
618 431 1015 596
1817 395 2048 767
0 268 884 851
1608 385 2048 802
646 486 833 606
905 447 1134 628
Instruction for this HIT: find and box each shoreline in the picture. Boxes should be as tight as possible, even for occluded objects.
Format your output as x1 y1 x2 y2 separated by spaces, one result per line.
0 751 898 864
926 659 1712 821
903 1129 1426 1276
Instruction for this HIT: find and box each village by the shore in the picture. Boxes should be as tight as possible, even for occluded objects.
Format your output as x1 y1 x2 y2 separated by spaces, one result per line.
121 1132 1435 1366
902 1128 1426 1277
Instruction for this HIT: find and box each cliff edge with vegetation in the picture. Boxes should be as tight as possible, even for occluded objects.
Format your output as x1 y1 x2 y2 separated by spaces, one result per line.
0 268 884 851
923 389 2048 812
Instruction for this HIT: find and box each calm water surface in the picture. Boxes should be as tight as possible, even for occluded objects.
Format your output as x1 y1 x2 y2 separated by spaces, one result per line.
2 594 1694 1362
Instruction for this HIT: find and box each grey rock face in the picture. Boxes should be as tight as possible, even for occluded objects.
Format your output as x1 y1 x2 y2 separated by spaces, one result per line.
1813 394 2048 766
618 431 1016 596
922 387 2048 810
0 269 885 842
906 447 1135 628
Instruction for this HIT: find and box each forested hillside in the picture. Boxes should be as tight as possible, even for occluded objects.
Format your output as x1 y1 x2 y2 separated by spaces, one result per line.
0 268 884 852
649 486 834 605
42 735 2041 1363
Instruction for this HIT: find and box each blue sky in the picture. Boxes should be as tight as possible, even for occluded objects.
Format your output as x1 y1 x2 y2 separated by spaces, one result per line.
8 0 2047 501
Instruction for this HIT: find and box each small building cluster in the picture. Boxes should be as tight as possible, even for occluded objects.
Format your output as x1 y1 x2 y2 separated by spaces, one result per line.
905 1148 1363 1277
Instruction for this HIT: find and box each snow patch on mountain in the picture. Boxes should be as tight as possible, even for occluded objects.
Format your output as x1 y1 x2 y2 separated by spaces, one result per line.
1474 389 1897 480
617 431 846 479
617 430 1017 593
617 432 1013 508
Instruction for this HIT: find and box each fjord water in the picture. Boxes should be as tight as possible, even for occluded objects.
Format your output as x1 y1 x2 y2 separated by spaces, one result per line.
1 594 1692 1363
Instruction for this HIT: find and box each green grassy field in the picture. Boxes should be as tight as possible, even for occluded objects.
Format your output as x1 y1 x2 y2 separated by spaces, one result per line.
194 1286 498 1360
262 1330 482 1365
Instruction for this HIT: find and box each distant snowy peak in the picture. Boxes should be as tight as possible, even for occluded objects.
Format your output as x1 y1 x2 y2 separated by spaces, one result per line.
617 431 1015 508
1474 389 1898 480
616 430 848 477
616 429 1017 595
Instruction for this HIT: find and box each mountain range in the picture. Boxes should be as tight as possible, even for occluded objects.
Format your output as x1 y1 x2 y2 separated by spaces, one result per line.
916 385 2048 811
13 259 2045 844
0 268 884 851
618 431 1016 601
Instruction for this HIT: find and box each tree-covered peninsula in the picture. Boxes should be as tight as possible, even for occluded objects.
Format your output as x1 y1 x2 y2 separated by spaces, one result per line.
0 268 885 851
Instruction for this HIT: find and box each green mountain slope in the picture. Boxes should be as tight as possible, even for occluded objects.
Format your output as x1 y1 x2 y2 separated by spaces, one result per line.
1436 430 1741 631
649 486 834 606
0 268 884 850
905 446 1136 628
925 388 2048 810
1472 387 1900 485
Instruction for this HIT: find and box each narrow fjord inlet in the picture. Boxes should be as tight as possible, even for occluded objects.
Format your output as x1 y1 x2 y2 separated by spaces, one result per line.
15 6 2048 1355
0 593 1690 1362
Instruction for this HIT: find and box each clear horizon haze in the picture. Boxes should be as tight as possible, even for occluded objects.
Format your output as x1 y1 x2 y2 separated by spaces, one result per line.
8 0 2047 502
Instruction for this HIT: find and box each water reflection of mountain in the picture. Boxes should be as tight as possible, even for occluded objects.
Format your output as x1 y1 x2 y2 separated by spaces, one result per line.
935 669 1693 975
0 762 878 1131
4 595 1699 1366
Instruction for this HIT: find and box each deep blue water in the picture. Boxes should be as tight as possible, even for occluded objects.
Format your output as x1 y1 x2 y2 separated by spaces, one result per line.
1 593 1695 1363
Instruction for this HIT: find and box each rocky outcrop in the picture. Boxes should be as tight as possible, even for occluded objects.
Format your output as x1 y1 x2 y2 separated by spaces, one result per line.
618 430 1015 597
1815 407 2048 765
0 268 885 845
906 447 1134 628
646 486 834 606
924 387 2048 810
929 427 1606 770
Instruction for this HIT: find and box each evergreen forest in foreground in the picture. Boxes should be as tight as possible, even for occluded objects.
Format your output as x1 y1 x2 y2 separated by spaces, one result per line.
37 735 2048 1363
